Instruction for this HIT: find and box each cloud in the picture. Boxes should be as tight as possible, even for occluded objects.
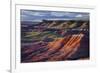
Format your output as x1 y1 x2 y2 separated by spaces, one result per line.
21 9 89 21
21 10 47 17
50 12 77 18
75 14 83 17
51 12 66 17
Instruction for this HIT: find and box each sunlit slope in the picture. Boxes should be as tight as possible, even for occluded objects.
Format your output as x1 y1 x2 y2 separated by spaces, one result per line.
21 20 89 62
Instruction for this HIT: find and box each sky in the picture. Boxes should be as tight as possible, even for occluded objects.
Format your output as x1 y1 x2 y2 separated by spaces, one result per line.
21 9 89 22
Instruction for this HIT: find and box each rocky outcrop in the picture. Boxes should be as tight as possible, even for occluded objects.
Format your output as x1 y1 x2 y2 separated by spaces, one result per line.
21 20 89 63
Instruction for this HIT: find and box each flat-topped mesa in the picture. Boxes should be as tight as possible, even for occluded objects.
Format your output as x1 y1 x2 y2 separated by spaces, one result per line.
36 20 89 30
